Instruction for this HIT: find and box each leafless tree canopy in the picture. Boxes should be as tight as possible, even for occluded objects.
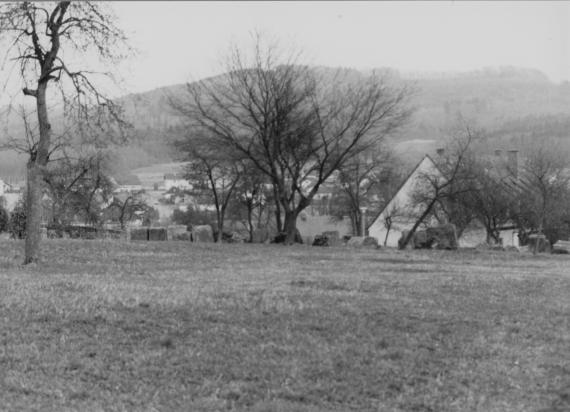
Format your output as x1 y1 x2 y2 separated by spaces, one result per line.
171 36 412 243
1 1 130 138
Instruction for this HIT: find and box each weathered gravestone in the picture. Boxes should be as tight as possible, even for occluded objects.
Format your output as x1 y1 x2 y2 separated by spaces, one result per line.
312 235 328 246
192 225 214 242
252 228 270 243
130 227 149 241
224 231 246 243
312 231 340 247
347 236 379 248
426 223 458 250
149 227 167 241
399 224 458 250
322 231 340 246
167 225 189 241
272 229 303 244
399 230 432 249
527 234 550 253
552 240 570 254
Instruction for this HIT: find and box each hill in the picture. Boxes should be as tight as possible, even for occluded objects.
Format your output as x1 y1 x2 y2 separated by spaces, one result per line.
1 66 569 178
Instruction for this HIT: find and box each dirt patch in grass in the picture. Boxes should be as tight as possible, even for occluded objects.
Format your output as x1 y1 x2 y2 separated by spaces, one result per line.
0 240 569 411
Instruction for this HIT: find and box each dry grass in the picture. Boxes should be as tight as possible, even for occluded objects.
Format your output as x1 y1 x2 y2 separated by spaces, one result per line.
0 240 569 411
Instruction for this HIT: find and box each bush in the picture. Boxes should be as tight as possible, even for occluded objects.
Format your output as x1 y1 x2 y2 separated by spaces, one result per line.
9 201 27 239
171 207 216 230
0 205 9 233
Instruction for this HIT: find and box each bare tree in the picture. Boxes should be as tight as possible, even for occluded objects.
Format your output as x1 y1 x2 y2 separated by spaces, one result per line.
382 203 406 246
179 136 243 243
170 35 412 244
105 191 154 230
0 2 130 263
332 146 403 236
229 161 270 242
43 152 104 228
399 125 478 249
452 157 515 243
515 142 570 244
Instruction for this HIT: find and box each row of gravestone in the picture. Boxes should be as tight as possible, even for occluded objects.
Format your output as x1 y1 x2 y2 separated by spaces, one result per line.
313 231 380 248
398 224 458 250
251 228 304 244
129 225 215 242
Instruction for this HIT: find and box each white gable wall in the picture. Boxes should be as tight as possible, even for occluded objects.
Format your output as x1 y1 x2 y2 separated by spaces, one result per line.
368 156 444 247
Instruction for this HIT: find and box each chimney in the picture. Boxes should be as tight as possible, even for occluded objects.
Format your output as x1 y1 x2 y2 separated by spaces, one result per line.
436 148 445 157
507 150 518 179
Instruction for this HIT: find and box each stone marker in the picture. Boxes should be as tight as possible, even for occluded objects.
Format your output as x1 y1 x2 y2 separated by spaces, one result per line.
322 231 340 246
192 225 214 242
167 225 189 241
426 223 458 250
130 227 149 241
347 236 379 248
552 240 570 254
527 234 550 253
399 224 458 250
252 228 270 243
149 227 167 241
272 229 303 244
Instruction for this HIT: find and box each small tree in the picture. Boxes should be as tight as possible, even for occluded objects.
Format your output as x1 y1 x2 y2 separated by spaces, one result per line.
9 198 27 239
104 191 151 230
44 153 114 228
452 157 515 243
332 146 403 235
0 204 9 233
382 203 406 246
229 162 270 242
179 136 243 242
514 142 570 245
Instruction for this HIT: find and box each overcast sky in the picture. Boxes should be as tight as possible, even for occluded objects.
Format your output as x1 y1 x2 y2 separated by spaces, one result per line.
110 0 570 94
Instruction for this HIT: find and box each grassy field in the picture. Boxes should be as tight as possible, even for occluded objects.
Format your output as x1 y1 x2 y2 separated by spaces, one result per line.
0 240 569 412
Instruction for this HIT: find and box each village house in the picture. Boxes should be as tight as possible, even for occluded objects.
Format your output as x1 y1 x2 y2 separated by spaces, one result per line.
163 173 192 191
367 149 524 248
367 155 443 247
0 179 23 212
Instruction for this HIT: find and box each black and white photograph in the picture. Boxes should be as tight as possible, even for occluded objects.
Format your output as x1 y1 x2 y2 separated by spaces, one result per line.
0 1 569 410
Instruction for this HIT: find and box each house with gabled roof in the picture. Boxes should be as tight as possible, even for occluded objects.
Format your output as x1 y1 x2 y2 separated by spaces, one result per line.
367 155 444 247
368 149 530 248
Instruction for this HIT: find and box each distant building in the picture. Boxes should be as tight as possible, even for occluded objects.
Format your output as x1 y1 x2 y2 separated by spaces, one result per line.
163 173 192 191
114 184 143 193
110 175 144 194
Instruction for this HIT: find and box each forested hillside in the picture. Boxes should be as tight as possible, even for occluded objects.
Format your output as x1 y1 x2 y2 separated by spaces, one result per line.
2 66 569 179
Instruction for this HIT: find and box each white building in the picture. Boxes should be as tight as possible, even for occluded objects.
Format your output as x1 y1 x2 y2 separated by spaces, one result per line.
368 155 444 247
163 173 192 191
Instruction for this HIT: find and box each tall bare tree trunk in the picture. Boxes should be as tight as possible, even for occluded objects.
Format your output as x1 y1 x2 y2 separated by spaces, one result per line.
247 203 254 242
283 210 299 245
24 163 43 263
24 83 51 264
216 217 224 243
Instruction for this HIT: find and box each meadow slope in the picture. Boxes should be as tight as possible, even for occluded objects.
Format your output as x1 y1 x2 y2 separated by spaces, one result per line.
0 240 569 411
